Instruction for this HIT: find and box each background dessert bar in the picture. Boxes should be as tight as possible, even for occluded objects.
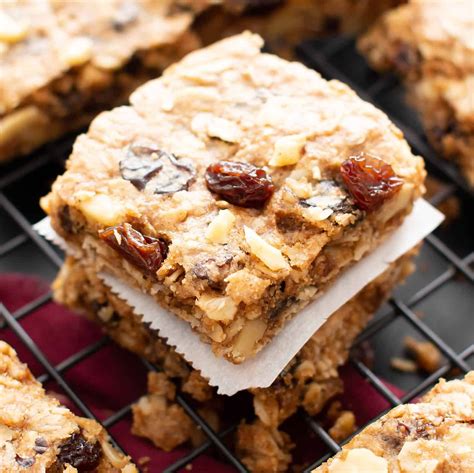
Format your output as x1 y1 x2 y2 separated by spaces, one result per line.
0 0 198 162
359 0 474 186
314 371 474 472
0 341 136 472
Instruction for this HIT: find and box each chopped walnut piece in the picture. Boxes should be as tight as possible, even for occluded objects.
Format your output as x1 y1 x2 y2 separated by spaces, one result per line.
196 294 238 322
206 209 236 244
78 194 124 226
404 336 442 373
269 134 306 167
232 319 267 360
244 226 289 271
0 11 28 43
60 37 94 67
326 448 388 473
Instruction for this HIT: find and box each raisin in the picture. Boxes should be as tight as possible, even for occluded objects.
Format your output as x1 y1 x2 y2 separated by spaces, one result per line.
120 143 195 194
205 161 275 208
58 205 75 235
192 252 234 289
15 455 35 468
99 223 168 276
57 433 101 472
393 41 421 75
340 154 403 212
34 437 49 454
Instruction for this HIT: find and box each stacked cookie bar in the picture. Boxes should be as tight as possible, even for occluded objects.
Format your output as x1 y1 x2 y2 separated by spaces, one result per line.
359 0 474 186
41 33 425 363
315 372 474 472
54 250 417 471
38 33 427 470
0 341 136 472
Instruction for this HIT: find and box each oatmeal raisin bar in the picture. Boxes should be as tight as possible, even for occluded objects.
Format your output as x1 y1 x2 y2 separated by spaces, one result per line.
41 33 425 363
53 249 416 471
0 341 136 472
0 0 199 162
193 0 404 58
314 371 474 472
359 0 474 186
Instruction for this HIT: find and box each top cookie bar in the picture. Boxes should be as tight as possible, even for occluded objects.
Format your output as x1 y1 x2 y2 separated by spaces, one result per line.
314 371 474 472
0 0 197 161
0 341 136 472
42 33 425 363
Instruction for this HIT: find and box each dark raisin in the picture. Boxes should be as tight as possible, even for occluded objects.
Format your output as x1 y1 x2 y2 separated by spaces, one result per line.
58 205 75 234
99 223 168 276
269 296 297 319
120 143 195 194
57 433 101 472
205 161 275 208
192 253 234 289
34 437 48 454
393 41 421 75
340 153 403 212
15 455 35 468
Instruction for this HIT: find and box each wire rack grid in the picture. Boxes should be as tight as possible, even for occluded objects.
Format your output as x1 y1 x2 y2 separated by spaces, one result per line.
0 35 473 473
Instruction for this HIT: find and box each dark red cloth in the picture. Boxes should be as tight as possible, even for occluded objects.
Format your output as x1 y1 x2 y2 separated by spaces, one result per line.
0 274 403 472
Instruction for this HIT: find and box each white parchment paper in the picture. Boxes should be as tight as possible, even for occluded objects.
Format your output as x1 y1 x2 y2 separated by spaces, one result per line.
35 199 443 395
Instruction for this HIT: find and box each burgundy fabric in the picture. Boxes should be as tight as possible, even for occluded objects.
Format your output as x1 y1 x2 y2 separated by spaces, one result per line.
0 274 404 472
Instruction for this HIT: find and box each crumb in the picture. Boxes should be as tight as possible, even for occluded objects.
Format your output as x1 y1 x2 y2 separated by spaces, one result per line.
391 357 417 373
404 336 442 373
327 401 343 422
138 457 150 466
185 464 193 471
328 410 357 442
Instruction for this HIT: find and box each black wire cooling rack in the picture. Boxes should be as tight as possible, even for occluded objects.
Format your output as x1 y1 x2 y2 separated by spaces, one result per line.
1 35 473 473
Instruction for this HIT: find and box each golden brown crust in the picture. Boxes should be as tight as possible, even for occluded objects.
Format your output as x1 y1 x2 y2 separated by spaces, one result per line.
43 33 425 363
0 341 136 472
314 372 474 472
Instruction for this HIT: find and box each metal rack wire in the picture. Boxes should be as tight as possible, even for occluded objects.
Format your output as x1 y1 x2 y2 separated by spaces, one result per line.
1 35 473 473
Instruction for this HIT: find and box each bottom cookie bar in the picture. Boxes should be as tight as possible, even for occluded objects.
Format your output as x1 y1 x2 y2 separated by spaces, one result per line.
0 341 136 473
314 372 474 473
53 248 417 472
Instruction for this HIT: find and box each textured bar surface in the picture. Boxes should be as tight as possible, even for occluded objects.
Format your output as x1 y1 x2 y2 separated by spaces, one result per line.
314 371 474 472
0 341 136 472
42 32 425 362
